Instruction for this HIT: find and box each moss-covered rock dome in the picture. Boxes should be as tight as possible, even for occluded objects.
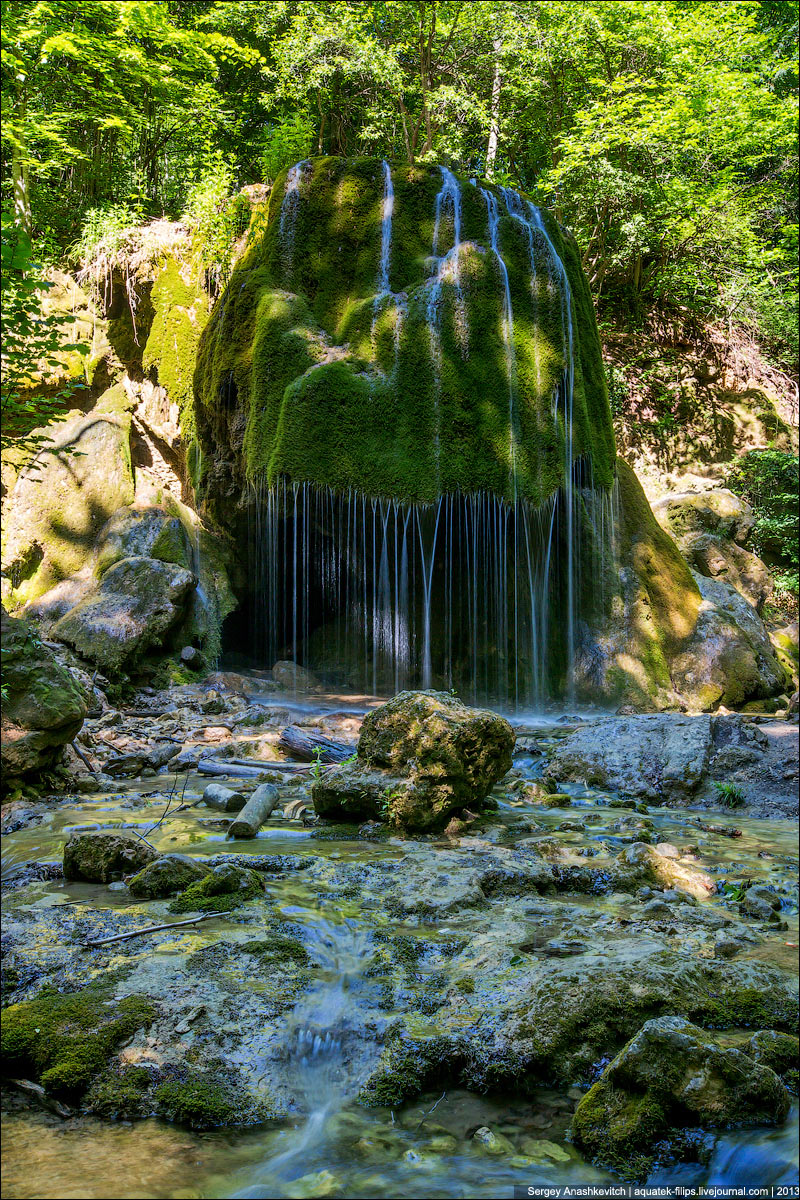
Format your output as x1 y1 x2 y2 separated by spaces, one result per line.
193 157 615 507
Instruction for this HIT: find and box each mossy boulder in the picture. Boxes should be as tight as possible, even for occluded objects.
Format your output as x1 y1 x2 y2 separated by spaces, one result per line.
128 854 211 899
153 1073 241 1129
313 690 515 832
193 157 615 508
94 505 191 578
142 256 210 449
63 831 159 882
0 986 155 1099
168 862 264 913
652 490 755 546
51 555 195 672
1 385 135 609
0 607 87 778
571 1016 791 1180
747 1030 799 1091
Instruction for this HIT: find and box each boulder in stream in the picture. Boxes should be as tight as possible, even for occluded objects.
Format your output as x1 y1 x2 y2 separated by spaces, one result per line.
312 690 515 832
571 1015 791 1180
63 831 159 882
128 854 211 899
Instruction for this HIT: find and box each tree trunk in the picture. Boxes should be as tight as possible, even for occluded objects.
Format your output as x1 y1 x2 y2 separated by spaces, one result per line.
486 37 502 179
227 783 280 838
12 82 31 234
278 725 353 763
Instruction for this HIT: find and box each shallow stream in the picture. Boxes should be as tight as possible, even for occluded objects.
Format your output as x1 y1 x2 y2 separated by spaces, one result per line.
2 698 798 1199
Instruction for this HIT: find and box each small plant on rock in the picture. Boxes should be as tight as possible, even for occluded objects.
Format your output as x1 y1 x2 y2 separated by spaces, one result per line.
714 781 746 808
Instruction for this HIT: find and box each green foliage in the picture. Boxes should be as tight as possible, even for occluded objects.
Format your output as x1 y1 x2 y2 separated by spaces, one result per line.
260 113 315 183
713 781 747 808
1 216 87 453
183 155 249 293
726 450 799 595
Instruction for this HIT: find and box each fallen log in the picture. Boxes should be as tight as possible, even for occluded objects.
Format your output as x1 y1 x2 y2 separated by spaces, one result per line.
197 759 266 778
227 756 311 774
104 743 181 777
82 911 227 947
202 784 246 813
278 725 353 763
9 1079 72 1119
227 783 280 838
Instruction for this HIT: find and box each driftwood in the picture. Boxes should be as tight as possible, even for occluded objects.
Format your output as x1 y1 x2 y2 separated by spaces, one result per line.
9 1079 72 1119
104 743 181 777
82 911 227 948
693 820 742 838
227 756 312 774
278 725 353 764
197 759 267 778
202 784 246 813
227 784 280 838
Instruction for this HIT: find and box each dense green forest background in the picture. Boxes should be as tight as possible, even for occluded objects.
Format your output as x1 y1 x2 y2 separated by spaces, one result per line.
2 0 798 368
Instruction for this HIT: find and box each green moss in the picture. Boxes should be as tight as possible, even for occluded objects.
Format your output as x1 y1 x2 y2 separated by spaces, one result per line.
241 935 310 965
85 1064 153 1118
1 987 155 1099
153 1073 239 1128
168 863 264 913
572 1083 666 1180
193 158 616 506
143 258 209 443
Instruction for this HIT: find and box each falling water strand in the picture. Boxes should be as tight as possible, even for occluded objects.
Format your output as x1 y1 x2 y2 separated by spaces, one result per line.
481 187 517 495
279 160 309 286
427 167 467 482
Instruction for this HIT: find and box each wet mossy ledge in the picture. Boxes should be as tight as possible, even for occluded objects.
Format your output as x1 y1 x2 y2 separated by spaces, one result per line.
193 157 616 509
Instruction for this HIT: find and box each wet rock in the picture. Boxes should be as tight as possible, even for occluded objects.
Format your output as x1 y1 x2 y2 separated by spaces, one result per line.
180 645 205 671
51 557 195 674
63 831 159 882
471 1126 515 1156
1 608 87 778
168 862 264 912
571 1015 790 1180
616 843 715 899
746 1030 799 1089
313 691 515 832
738 893 775 921
271 661 319 690
128 854 211 898
714 929 748 959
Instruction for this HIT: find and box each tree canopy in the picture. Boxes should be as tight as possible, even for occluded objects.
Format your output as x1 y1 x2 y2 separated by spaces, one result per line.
1 0 798 367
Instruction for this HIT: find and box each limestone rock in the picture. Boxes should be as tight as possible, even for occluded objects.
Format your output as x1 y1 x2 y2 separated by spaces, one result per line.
271 661 319 690
681 534 772 611
616 843 715 899
1 386 135 608
94 505 191 577
746 1030 799 1088
1 607 87 778
129 854 211 899
51 556 195 672
652 489 755 546
63 832 158 882
313 691 515 832
571 1015 790 1180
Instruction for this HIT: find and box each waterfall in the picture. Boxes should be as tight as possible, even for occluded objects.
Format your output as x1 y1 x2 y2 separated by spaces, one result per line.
426 167 468 480
377 159 393 296
481 187 517 491
249 479 586 708
279 160 310 285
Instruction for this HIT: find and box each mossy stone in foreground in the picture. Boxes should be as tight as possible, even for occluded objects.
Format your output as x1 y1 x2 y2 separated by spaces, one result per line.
194 157 615 506
1 986 155 1099
168 862 264 913
571 1015 790 1181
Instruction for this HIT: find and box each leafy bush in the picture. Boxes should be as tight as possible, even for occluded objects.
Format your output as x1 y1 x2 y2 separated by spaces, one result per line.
260 113 314 184
183 155 249 294
1 215 87 454
726 449 799 596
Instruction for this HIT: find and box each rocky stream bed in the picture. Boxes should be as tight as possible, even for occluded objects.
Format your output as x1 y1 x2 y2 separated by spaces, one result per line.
1 678 798 1198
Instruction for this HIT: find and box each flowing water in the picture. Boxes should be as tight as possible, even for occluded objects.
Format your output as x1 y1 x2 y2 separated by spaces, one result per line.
2 698 797 1198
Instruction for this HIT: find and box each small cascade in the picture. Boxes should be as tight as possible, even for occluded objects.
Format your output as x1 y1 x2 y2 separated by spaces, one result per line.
481 187 517 490
279 160 310 285
427 167 468 479
376 159 394 296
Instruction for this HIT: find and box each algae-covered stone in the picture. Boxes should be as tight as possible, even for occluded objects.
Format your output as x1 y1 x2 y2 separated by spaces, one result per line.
314 690 514 832
51 555 195 672
1 385 135 608
0 607 87 778
571 1015 790 1180
129 854 211 899
94 506 191 577
652 489 755 546
168 862 264 913
0 985 155 1099
64 831 159 882
616 843 715 899
747 1030 799 1089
